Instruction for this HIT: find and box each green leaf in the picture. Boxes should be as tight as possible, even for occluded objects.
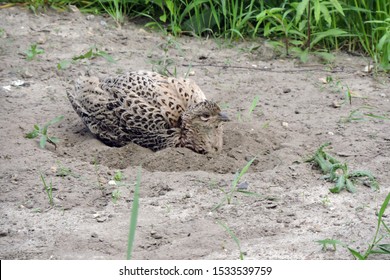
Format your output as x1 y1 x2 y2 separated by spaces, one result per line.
316 239 345 250
378 34 388 51
236 190 264 198
47 115 64 126
48 136 59 144
255 10 267 22
314 51 335 62
57 60 72 70
329 0 345 16
232 158 256 188
319 3 331 26
296 0 309 24
39 135 47 149
377 244 390 254
348 247 365 260
314 0 321 23
165 0 174 15
299 48 309 63
377 192 390 222
345 178 357 193
72 49 93 61
95 50 116 63
363 113 389 120
310 29 348 47
159 13 167 22
42 125 48 136
330 175 345 193
25 130 39 139
217 220 244 260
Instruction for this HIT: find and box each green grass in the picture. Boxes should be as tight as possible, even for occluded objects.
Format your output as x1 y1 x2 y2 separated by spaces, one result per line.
213 158 264 211
217 220 245 260
247 95 260 118
98 0 126 27
25 115 64 149
127 167 141 260
340 106 390 123
40 173 54 206
58 46 115 70
317 192 390 259
8 1 389 69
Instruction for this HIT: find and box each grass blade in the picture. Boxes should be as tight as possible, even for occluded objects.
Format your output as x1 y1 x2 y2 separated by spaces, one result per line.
127 167 142 260
217 220 244 260
348 247 365 260
232 157 256 188
39 135 47 149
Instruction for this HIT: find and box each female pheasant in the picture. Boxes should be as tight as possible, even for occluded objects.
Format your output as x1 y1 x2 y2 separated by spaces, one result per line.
67 71 229 154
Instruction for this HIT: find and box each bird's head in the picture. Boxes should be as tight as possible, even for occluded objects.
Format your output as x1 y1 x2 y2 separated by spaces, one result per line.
180 100 230 154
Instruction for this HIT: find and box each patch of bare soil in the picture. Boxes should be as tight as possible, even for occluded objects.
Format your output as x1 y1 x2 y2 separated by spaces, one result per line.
0 7 389 260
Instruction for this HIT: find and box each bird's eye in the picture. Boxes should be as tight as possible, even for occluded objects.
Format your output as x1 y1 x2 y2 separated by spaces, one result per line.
200 114 210 121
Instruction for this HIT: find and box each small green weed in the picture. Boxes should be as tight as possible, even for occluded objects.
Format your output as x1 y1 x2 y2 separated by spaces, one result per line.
54 161 80 178
25 115 64 149
40 173 54 206
108 171 128 203
306 143 379 193
340 106 390 123
247 95 260 118
317 192 390 259
113 170 124 182
24 43 44 61
149 36 181 76
323 75 353 105
213 158 262 210
112 189 121 204
58 47 115 70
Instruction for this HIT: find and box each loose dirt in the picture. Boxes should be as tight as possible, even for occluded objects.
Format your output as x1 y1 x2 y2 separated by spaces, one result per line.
0 7 389 260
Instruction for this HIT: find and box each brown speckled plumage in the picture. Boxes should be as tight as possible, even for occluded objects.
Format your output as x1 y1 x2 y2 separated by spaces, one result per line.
67 71 229 153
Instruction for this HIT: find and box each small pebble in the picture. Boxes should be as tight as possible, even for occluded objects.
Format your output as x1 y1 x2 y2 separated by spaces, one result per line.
150 231 162 239
364 65 373 73
332 100 341 108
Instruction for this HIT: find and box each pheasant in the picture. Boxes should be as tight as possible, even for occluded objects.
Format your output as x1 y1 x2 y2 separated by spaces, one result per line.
67 71 229 154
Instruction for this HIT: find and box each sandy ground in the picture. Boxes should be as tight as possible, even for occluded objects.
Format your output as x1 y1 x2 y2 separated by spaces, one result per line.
0 7 389 260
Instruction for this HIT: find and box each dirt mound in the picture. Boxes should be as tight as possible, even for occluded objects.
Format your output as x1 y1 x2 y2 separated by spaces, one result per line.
59 121 283 173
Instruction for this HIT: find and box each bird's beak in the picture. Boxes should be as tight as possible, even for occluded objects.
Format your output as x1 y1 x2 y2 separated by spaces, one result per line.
218 112 230 122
